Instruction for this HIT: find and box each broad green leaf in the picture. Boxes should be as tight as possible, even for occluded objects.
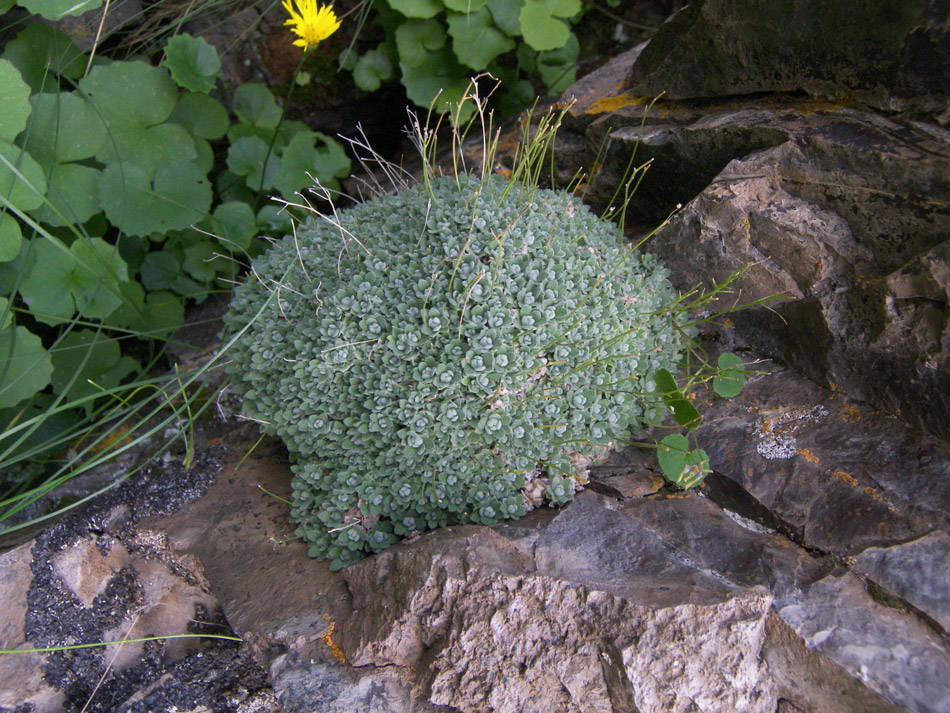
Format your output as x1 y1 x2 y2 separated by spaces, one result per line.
654 368 701 429
0 325 52 408
71 237 128 320
183 240 223 281
0 296 10 330
1 24 84 92
19 0 102 20
395 20 446 68
210 201 256 251
18 239 77 324
193 137 214 174
79 61 179 130
168 92 229 139
0 0 14 13
447 8 515 71
400 47 473 116
486 0 522 36
0 142 47 211
21 91 107 165
226 135 269 177
141 289 184 337
139 250 179 291
519 0 575 51
386 0 442 18
96 122 196 180
99 160 211 237
713 352 746 398
0 60 31 143
32 162 102 226
50 329 123 409
444 0 485 10
537 31 578 93
276 131 351 199
0 214 21 263
163 34 221 93
658 434 710 488
233 83 281 131
352 49 394 92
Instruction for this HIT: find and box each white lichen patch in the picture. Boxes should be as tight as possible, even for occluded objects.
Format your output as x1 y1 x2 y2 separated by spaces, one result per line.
753 405 828 460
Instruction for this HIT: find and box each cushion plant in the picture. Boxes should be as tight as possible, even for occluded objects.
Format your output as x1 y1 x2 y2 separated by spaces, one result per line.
223 172 687 569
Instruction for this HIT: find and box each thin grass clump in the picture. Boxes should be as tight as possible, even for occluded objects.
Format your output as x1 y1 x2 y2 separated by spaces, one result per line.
222 103 693 569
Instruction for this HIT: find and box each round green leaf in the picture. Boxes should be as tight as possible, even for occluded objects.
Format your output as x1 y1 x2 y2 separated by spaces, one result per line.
395 20 447 68
519 0 573 51
18 238 77 324
447 8 515 71
163 34 221 94
32 162 102 226
50 329 123 407
0 142 47 211
99 160 211 237
0 325 52 409
352 49 395 92
71 237 129 320
18 0 102 20
139 250 179 291
276 131 351 199
657 435 709 488
22 91 107 165
0 214 22 263
486 0 521 36
713 352 746 398
168 92 229 140
537 32 578 93
0 59 31 143
1 24 84 93
211 201 257 251
226 135 268 177
79 60 179 131
96 122 197 179
444 0 485 10
387 0 442 19
232 83 281 131
654 368 702 429
399 47 473 117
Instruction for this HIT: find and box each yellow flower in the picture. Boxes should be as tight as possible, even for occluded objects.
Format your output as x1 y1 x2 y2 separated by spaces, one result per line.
282 0 340 50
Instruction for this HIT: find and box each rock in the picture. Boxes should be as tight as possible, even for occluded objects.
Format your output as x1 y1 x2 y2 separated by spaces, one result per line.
558 85 950 441
621 0 949 112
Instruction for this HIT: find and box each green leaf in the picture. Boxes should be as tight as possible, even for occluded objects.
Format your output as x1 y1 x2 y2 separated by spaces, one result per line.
0 325 52 409
658 434 710 489
226 135 268 177
142 289 184 337
444 0 486 9
537 31 578 93
70 237 129 320
79 61 179 131
96 122 197 180
210 201 256 251
713 352 746 398
0 141 47 211
654 368 701 429
21 92 107 166
486 0 522 36
0 214 22 263
447 8 515 71
233 83 281 131
139 250 179 291
168 92 229 140
1 24 84 93
0 296 10 331
399 47 474 117
275 131 351 199
18 0 102 20
18 239 77 324
163 34 221 93
519 0 576 51
32 162 102 226
99 160 211 237
352 49 395 92
386 0 442 19
50 329 138 414
0 60 31 143
395 20 446 68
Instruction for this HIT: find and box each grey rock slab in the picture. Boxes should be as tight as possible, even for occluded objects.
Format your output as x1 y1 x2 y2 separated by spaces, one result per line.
621 0 948 111
776 572 950 713
852 531 950 632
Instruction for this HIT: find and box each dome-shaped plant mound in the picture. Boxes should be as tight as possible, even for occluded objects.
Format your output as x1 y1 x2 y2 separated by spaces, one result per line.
224 173 686 569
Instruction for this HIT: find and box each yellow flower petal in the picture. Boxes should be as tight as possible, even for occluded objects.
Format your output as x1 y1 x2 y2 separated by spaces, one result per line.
282 0 341 51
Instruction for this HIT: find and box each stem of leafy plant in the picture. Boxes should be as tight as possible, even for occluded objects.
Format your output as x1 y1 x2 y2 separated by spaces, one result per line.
255 50 309 211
